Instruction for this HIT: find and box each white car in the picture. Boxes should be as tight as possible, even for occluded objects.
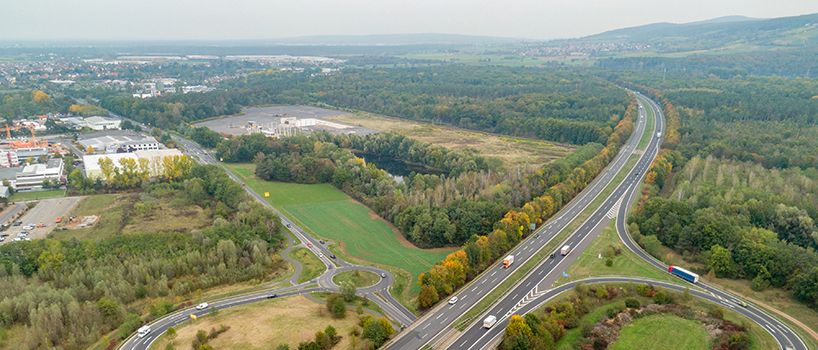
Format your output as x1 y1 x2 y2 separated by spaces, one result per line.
448 296 458 305
195 302 209 310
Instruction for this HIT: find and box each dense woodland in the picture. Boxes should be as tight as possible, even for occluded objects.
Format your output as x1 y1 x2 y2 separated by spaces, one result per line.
628 76 818 311
0 165 285 350
102 66 630 146
0 90 72 120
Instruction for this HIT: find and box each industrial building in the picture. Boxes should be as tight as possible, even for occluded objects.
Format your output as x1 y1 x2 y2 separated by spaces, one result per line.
14 158 64 191
61 116 122 131
82 149 183 180
78 131 161 154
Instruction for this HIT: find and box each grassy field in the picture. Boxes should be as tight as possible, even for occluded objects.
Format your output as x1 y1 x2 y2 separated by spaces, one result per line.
545 285 777 350
323 112 574 168
559 220 679 285
10 189 65 202
52 191 211 241
150 295 360 350
333 270 380 288
225 163 454 306
609 314 710 350
291 247 325 283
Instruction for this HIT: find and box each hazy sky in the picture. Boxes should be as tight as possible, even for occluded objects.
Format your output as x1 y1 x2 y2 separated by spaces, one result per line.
2 0 818 41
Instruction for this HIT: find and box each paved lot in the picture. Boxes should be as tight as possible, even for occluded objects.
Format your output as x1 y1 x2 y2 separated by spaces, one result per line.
0 197 82 244
194 105 377 136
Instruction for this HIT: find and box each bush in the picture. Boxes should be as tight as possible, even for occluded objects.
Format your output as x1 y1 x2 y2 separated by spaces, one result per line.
624 298 640 308
652 290 674 305
326 294 347 319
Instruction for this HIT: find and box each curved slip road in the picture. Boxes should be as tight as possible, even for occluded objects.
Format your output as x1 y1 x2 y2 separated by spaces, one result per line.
447 93 804 350
386 90 654 350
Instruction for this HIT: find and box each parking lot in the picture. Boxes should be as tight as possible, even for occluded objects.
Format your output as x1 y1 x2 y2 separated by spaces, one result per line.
194 105 377 136
0 197 82 244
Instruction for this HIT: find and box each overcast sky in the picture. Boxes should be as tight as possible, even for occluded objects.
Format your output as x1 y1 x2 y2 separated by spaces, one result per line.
2 0 818 41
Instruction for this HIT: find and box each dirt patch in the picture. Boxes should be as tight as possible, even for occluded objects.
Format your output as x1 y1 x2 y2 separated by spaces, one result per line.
153 295 359 350
325 112 574 168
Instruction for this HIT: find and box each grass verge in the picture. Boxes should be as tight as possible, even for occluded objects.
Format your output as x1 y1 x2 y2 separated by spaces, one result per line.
10 189 65 202
291 247 326 284
333 270 380 288
609 314 709 350
225 162 453 310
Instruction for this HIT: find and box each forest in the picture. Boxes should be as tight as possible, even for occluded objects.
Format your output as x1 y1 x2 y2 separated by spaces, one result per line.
627 75 818 311
101 66 630 146
0 165 285 350
0 90 73 120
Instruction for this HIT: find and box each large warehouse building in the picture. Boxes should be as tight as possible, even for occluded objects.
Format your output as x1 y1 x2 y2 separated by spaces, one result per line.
82 149 183 180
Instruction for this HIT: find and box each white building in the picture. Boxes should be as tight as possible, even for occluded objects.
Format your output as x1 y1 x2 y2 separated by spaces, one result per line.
14 158 63 191
82 149 183 180
62 116 122 130
0 150 19 168
78 132 160 154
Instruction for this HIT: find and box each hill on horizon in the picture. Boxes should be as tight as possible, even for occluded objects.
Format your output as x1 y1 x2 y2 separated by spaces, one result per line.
584 12 818 53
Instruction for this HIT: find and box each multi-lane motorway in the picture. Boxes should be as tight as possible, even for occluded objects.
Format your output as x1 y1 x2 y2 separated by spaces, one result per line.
447 94 805 350
386 91 655 349
116 92 807 350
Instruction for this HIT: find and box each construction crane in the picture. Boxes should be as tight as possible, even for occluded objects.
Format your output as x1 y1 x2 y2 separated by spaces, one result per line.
3 123 46 148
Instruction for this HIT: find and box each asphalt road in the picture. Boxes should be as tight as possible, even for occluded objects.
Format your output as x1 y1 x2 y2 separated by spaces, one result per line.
386 91 654 350
439 93 662 350
445 94 805 350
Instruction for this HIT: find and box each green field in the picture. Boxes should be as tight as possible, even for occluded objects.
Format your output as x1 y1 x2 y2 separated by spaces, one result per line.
609 314 710 350
333 270 380 288
10 189 65 202
290 247 326 284
559 220 679 285
225 163 454 306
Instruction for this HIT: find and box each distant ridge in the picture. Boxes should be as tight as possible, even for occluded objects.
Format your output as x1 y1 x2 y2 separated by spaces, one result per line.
583 12 818 52
268 33 525 46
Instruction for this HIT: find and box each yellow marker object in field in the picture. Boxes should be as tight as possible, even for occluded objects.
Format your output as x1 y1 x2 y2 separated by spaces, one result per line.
264 192 270 198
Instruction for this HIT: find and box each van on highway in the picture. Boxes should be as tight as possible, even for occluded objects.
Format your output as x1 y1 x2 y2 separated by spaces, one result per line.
137 325 151 338
483 315 497 328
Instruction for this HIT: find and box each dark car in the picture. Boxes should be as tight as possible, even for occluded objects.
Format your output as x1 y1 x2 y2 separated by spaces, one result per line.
267 294 278 299
549 253 555 259
329 254 336 259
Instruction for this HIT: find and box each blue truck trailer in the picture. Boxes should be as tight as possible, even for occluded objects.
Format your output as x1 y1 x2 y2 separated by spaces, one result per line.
668 265 699 283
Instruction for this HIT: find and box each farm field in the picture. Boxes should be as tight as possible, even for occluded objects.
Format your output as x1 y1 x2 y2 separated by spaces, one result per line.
225 162 454 304
323 111 574 168
149 295 359 350
609 314 710 350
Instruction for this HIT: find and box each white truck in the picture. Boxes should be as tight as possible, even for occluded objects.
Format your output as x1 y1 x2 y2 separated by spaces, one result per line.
502 255 514 268
483 315 497 328
560 245 572 256
656 131 662 138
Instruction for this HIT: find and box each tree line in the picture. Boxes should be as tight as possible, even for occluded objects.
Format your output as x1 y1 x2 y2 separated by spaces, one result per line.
0 164 285 350
416 97 637 308
101 66 630 146
624 76 818 312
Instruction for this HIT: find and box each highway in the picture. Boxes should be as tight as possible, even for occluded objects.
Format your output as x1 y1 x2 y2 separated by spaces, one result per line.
386 91 654 350
116 117 415 350
444 93 806 350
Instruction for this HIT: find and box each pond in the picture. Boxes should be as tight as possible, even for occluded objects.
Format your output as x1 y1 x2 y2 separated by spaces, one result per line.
354 152 444 183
